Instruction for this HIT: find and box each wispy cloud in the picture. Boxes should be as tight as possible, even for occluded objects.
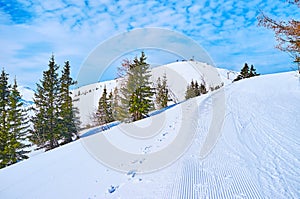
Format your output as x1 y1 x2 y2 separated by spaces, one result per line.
0 0 299 87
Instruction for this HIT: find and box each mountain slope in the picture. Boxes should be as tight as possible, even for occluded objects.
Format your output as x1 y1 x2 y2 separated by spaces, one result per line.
19 86 34 107
72 61 229 126
0 71 299 198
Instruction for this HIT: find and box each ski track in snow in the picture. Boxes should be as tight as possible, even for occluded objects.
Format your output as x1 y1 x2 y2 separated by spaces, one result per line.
163 73 299 198
221 75 300 198
164 90 262 199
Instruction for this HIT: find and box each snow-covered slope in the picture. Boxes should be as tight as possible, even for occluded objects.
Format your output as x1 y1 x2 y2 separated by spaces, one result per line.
217 68 239 85
73 61 229 126
19 86 35 107
0 71 299 198
72 79 117 126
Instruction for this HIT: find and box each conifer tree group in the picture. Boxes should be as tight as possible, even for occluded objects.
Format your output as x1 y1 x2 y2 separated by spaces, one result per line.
93 52 171 128
30 55 79 150
95 86 114 125
233 63 260 82
185 80 207 100
115 52 154 122
155 74 169 109
94 52 174 126
0 69 30 169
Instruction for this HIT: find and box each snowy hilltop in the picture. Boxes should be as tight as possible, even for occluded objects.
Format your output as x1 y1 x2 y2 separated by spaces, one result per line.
0 61 299 198
18 86 35 107
72 61 228 127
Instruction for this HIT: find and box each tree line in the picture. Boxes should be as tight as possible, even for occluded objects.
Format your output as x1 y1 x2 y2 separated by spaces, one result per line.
185 79 208 100
94 52 169 126
0 52 259 169
233 63 260 82
0 55 80 169
0 52 170 169
30 56 80 150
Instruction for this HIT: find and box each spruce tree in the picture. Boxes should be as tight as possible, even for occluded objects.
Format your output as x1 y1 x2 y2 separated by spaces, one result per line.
190 80 195 90
59 61 79 143
107 91 114 122
0 71 29 168
155 74 169 109
200 82 208 94
96 86 109 125
241 63 250 78
0 69 11 168
185 79 208 100
233 63 260 82
7 78 30 164
31 55 61 150
112 87 122 121
185 84 192 100
194 81 200 96
118 52 154 122
185 80 197 99
249 65 260 77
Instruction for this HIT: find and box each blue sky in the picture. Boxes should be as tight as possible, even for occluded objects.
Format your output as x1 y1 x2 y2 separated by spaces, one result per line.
0 0 299 87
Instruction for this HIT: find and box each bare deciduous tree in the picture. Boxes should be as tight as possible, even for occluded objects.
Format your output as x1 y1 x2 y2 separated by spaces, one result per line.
258 0 300 73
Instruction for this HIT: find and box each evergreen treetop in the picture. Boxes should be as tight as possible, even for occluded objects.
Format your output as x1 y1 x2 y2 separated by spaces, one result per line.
233 63 260 82
0 70 29 168
185 79 207 100
155 74 169 109
117 52 154 122
31 55 79 150
96 85 114 126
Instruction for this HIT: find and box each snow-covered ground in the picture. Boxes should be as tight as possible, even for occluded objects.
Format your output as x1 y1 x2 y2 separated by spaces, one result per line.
1 66 299 198
19 86 35 107
73 61 228 126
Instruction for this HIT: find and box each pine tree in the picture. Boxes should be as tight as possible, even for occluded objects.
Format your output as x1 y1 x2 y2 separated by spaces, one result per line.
185 80 197 99
0 69 11 168
96 86 110 125
241 63 250 78
200 82 208 94
31 55 61 150
249 65 260 77
233 63 260 82
112 87 122 121
185 79 208 100
194 81 200 96
59 61 80 144
107 91 114 122
114 86 129 122
155 74 169 109
185 84 193 100
191 80 195 90
0 71 29 168
118 52 154 122
6 78 30 165
96 86 114 126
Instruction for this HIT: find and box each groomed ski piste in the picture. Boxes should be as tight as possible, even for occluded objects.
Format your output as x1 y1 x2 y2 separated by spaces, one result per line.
0 62 299 198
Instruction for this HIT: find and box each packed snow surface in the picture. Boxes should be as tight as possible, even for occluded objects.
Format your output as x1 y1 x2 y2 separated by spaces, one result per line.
0 71 299 198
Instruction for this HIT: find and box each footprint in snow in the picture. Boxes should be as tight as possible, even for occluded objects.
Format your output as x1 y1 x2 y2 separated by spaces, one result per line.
108 185 119 194
127 170 136 178
143 146 152 154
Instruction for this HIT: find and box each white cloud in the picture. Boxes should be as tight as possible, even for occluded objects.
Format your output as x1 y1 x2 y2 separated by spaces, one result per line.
39 0 64 11
0 0 299 87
